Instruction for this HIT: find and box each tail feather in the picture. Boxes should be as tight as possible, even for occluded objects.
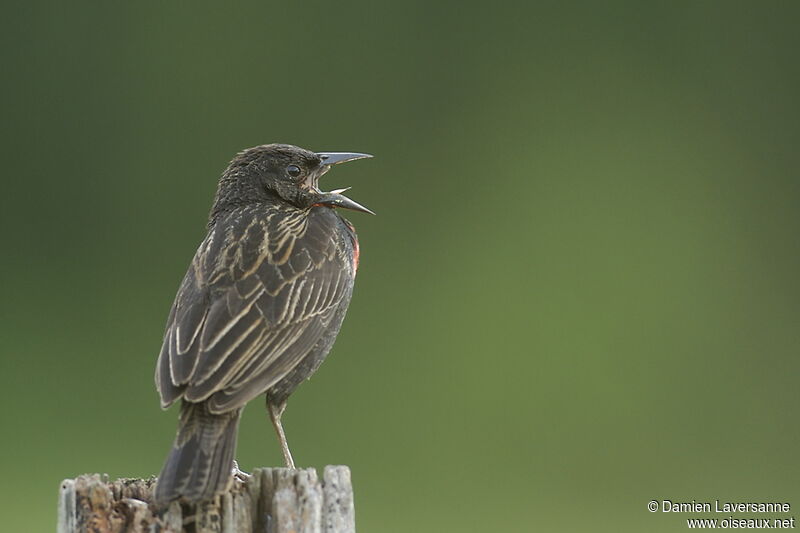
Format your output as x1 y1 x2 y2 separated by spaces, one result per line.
154 402 241 505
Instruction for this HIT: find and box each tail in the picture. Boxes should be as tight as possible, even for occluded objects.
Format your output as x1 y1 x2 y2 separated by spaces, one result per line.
154 401 242 505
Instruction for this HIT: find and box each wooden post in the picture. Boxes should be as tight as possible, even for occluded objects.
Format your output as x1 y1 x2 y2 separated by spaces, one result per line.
57 466 355 533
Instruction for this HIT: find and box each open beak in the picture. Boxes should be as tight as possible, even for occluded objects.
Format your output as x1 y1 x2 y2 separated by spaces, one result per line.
313 151 375 215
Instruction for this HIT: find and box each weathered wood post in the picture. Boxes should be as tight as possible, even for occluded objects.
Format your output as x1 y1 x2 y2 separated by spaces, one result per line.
57 466 355 533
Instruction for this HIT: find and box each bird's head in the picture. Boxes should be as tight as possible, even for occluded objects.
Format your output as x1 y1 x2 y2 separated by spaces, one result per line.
212 143 373 219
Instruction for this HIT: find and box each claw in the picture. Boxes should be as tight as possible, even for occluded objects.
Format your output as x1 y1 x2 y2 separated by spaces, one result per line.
232 460 251 482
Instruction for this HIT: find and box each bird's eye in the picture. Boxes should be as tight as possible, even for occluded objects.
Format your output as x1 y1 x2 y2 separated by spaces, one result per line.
286 165 302 178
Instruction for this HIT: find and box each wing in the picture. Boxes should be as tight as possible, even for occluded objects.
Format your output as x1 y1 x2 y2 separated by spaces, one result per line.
155 205 356 414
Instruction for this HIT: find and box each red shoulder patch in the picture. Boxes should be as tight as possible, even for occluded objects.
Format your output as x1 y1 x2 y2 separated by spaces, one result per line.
342 219 360 274
352 238 360 273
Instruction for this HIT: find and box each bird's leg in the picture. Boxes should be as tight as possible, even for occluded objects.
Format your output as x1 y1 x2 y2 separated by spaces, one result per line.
267 398 295 469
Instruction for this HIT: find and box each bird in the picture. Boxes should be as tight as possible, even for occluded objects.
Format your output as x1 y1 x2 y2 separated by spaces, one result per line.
152 143 373 505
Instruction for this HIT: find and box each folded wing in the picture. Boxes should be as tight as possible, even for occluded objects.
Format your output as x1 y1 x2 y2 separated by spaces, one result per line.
156 206 354 413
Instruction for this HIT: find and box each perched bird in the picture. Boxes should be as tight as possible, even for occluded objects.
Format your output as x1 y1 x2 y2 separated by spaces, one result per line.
153 143 373 505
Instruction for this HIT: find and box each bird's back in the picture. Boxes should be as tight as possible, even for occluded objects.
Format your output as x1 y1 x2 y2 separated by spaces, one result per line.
155 201 359 414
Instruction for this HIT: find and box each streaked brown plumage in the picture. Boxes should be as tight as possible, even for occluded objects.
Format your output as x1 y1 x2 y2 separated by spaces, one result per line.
153 144 372 504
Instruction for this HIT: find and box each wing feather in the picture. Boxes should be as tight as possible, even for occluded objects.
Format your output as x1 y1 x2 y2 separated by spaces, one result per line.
155 205 355 411
206 317 329 413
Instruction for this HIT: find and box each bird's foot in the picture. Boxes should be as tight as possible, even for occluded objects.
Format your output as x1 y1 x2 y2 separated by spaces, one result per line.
232 460 251 482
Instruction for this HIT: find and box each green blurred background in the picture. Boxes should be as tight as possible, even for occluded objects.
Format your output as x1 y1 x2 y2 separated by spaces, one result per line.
2 2 798 531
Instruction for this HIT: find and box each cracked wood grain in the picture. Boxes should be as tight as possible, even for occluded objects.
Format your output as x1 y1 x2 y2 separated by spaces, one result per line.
57 466 355 533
